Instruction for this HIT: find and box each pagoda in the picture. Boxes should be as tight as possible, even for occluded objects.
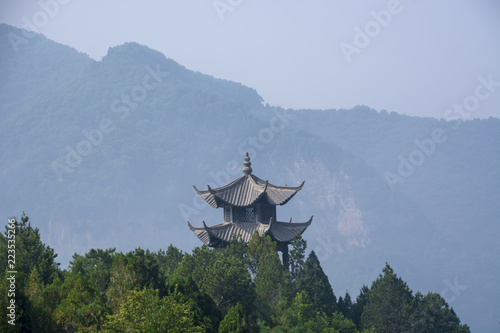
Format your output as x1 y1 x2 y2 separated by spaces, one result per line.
187 153 313 268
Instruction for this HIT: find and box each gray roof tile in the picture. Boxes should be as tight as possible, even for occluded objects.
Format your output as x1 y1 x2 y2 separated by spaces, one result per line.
187 217 313 246
194 174 304 208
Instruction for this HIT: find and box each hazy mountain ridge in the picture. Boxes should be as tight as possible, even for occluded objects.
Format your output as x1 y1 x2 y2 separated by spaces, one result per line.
1 24 499 332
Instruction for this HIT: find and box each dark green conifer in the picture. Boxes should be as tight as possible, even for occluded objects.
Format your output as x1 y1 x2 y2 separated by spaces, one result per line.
297 250 337 316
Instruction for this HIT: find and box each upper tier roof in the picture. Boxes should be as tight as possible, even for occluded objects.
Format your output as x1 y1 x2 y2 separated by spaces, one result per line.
193 153 304 208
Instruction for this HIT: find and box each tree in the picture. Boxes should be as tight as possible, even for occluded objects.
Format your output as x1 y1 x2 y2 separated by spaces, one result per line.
105 255 139 311
0 214 61 332
0 214 60 286
105 248 163 310
225 237 249 262
289 233 307 281
167 276 222 333
173 245 219 291
330 312 359 333
338 291 353 320
218 303 250 333
103 287 204 332
260 290 341 333
297 250 337 316
156 244 183 279
204 252 255 312
126 248 161 291
247 231 277 276
24 269 58 332
69 247 116 306
174 245 255 313
254 251 292 320
350 285 368 329
411 292 470 333
361 263 414 333
52 274 108 332
0 269 32 332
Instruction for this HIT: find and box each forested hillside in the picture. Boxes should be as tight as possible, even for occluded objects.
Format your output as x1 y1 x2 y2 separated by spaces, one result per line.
1 24 499 331
0 215 470 332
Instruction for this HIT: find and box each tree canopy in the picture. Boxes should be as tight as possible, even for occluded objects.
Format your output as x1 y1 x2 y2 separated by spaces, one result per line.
0 215 470 332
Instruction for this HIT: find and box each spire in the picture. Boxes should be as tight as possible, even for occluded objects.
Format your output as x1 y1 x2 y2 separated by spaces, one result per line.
242 152 252 175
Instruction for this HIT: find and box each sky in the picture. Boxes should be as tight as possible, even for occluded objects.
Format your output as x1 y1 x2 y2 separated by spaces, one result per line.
1 0 499 119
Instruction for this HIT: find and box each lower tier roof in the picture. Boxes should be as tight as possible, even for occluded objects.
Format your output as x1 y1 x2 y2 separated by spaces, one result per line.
187 217 313 247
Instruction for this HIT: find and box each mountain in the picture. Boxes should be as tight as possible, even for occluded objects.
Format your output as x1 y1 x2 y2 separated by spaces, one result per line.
1 24 499 332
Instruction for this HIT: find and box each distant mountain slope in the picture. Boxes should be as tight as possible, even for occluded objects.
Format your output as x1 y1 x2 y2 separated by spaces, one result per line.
1 24 498 332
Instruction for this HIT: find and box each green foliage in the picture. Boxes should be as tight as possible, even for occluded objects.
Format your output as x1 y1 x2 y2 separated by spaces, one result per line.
261 291 342 333
70 248 116 294
0 214 471 332
174 244 256 314
411 292 470 333
330 312 358 333
247 231 277 275
167 276 222 333
106 255 140 310
225 237 249 262
260 290 318 332
289 233 307 281
361 263 415 332
0 214 61 332
0 269 32 332
173 245 219 291
350 285 368 329
103 287 204 333
297 251 337 317
24 269 58 332
218 303 250 333
53 274 108 332
0 213 60 287
126 248 162 290
338 291 353 321
360 264 471 333
254 251 292 322
156 244 184 278
204 250 255 312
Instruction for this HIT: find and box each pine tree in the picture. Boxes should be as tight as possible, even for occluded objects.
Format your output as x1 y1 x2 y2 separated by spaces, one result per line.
247 231 277 276
0 214 61 331
254 250 291 320
203 249 255 313
297 250 337 316
351 285 368 329
289 233 307 281
411 292 470 333
69 248 116 296
361 263 414 332
156 244 184 279
338 291 353 319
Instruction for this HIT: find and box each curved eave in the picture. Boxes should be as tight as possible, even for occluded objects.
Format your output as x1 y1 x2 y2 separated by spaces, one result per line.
187 221 229 247
188 221 271 245
187 221 211 245
193 175 247 195
269 180 305 192
193 175 266 208
194 176 305 208
268 216 313 243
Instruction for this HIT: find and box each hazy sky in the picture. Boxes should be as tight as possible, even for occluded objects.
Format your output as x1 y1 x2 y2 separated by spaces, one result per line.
1 0 499 119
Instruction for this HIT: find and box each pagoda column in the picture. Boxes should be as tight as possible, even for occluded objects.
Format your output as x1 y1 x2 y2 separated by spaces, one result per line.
281 244 289 270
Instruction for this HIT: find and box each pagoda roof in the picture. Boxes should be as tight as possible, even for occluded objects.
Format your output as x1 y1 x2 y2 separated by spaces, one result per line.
187 216 313 247
193 153 304 208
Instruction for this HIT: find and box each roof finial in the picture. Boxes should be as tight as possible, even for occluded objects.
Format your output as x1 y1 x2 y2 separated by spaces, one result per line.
242 152 252 175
